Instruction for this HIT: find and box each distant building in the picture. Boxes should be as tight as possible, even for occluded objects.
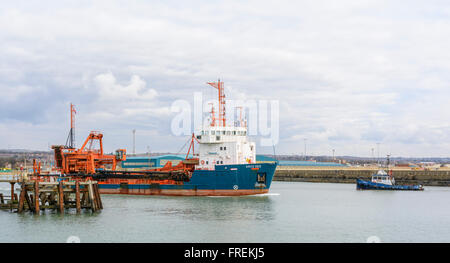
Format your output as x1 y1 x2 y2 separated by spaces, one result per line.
395 163 411 167
419 162 441 170
256 155 278 163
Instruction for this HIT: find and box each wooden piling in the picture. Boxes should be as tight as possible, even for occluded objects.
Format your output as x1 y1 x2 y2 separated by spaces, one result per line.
24 189 33 212
39 193 47 209
34 180 40 213
81 190 87 207
58 181 64 213
29 194 34 209
10 182 14 211
88 182 96 212
75 181 81 214
18 185 26 213
92 183 99 210
10 182 14 202
94 184 103 210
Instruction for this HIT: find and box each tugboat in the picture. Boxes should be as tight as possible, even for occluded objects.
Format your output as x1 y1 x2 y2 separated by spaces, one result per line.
356 155 424 191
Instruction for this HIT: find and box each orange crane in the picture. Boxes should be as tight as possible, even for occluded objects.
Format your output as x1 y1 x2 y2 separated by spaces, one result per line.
51 103 126 175
52 131 126 175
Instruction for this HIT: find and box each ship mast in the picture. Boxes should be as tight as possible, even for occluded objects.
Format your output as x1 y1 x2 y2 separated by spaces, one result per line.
207 80 226 127
208 102 216 127
65 103 76 149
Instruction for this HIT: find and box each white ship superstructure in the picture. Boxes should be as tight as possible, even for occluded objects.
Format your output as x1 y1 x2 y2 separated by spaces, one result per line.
196 125 256 170
195 80 256 170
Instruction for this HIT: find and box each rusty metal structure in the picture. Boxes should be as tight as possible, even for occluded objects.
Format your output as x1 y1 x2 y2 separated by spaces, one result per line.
32 159 41 176
52 131 126 175
50 103 127 175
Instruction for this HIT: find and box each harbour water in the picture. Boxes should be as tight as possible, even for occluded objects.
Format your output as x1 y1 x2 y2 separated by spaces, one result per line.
1 181 450 243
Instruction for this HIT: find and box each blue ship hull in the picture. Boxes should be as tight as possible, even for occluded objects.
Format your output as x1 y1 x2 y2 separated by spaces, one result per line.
98 162 278 196
356 178 424 191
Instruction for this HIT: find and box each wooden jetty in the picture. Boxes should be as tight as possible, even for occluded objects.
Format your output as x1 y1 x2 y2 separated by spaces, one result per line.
0 177 103 214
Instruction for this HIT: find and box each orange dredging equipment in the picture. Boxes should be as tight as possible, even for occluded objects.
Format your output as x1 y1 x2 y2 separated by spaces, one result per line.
52 131 126 175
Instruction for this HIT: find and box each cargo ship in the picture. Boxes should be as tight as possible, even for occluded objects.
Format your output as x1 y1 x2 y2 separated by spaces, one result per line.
52 80 277 196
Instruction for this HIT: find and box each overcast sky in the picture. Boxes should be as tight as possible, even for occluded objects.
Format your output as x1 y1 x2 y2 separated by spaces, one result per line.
1 0 449 157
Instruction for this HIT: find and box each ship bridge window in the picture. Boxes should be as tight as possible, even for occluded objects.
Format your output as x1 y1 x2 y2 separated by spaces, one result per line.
216 136 221 140
211 131 215 135
226 131 230 135
222 130 226 135
233 131 236 135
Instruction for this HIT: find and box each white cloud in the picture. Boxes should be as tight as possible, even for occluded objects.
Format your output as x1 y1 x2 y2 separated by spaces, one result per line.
94 72 157 102
79 72 171 133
